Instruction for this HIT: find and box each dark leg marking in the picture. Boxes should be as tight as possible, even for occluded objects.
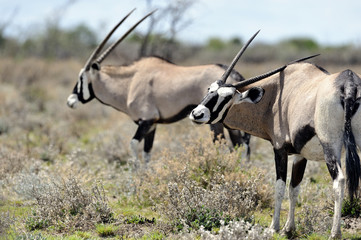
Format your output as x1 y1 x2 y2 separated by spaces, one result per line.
144 127 156 154
274 147 288 182
227 129 243 147
322 144 339 180
290 158 307 188
133 120 155 142
210 122 225 142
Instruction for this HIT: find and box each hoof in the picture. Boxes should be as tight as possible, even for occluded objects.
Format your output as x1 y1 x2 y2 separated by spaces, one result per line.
281 228 296 239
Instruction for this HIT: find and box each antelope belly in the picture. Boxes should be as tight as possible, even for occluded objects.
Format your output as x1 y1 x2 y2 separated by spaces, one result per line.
299 136 324 161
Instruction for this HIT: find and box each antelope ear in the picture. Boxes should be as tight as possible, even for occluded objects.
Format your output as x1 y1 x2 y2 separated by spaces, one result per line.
234 87 264 104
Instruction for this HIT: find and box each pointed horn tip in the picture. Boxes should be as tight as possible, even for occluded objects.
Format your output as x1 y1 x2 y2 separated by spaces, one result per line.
145 9 158 17
83 8 138 70
128 8 136 14
220 30 260 83
288 53 321 65
95 8 157 64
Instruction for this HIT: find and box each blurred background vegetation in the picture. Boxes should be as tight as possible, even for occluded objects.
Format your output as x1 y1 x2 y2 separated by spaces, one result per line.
1 0 361 66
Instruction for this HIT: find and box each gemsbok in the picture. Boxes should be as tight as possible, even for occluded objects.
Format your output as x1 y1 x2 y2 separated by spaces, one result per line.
190 32 361 239
66 9 252 166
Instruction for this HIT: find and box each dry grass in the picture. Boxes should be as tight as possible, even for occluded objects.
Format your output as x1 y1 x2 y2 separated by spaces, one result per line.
0 58 360 239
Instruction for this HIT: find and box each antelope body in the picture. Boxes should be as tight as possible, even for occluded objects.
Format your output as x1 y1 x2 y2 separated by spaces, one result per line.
67 10 250 166
190 58 361 239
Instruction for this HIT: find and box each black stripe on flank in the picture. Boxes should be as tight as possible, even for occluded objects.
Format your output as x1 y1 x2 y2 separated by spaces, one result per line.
293 125 316 154
157 105 198 123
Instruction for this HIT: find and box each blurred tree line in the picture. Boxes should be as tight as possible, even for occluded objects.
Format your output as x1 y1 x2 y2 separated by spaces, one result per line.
1 1 361 65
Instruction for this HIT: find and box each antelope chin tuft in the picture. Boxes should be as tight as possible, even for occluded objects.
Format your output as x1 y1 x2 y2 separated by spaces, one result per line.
67 94 79 109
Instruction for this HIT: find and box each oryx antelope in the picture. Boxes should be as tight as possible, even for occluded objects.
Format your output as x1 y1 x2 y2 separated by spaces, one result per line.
66 9 252 166
190 32 361 239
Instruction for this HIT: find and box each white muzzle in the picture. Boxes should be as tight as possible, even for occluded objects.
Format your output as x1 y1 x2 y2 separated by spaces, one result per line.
67 94 79 108
189 105 210 124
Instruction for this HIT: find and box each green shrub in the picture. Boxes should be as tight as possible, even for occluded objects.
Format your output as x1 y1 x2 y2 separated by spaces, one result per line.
16 233 48 240
177 206 234 231
200 219 274 240
96 224 116 237
25 212 49 231
342 197 361 217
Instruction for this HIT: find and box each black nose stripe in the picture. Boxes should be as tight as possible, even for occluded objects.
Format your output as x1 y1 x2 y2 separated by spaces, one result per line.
209 95 232 123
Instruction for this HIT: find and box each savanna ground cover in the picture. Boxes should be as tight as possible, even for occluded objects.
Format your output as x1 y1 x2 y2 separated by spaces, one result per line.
0 58 360 240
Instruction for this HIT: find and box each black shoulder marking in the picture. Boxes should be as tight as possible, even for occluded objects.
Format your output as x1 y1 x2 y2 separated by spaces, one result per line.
293 125 316 153
215 63 245 81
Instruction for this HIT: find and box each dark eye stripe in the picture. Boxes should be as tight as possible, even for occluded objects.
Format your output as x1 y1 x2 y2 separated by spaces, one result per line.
209 95 232 123
199 91 233 123
202 92 219 108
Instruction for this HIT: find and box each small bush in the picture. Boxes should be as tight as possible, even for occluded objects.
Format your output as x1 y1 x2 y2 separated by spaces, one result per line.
138 231 165 240
179 206 234 231
0 148 28 180
74 231 92 239
160 171 262 232
296 203 332 237
16 233 48 240
25 212 49 231
0 211 15 236
96 224 116 237
342 197 361 218
200 219 274 240
25 176 114 231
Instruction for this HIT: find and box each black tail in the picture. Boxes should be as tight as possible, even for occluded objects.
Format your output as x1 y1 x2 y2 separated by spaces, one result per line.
342 70 361 201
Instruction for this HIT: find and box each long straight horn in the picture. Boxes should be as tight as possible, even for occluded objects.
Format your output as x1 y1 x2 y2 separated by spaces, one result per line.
233 54 320 88
84 8 136 70
95 10 156 64
220 30 260 84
